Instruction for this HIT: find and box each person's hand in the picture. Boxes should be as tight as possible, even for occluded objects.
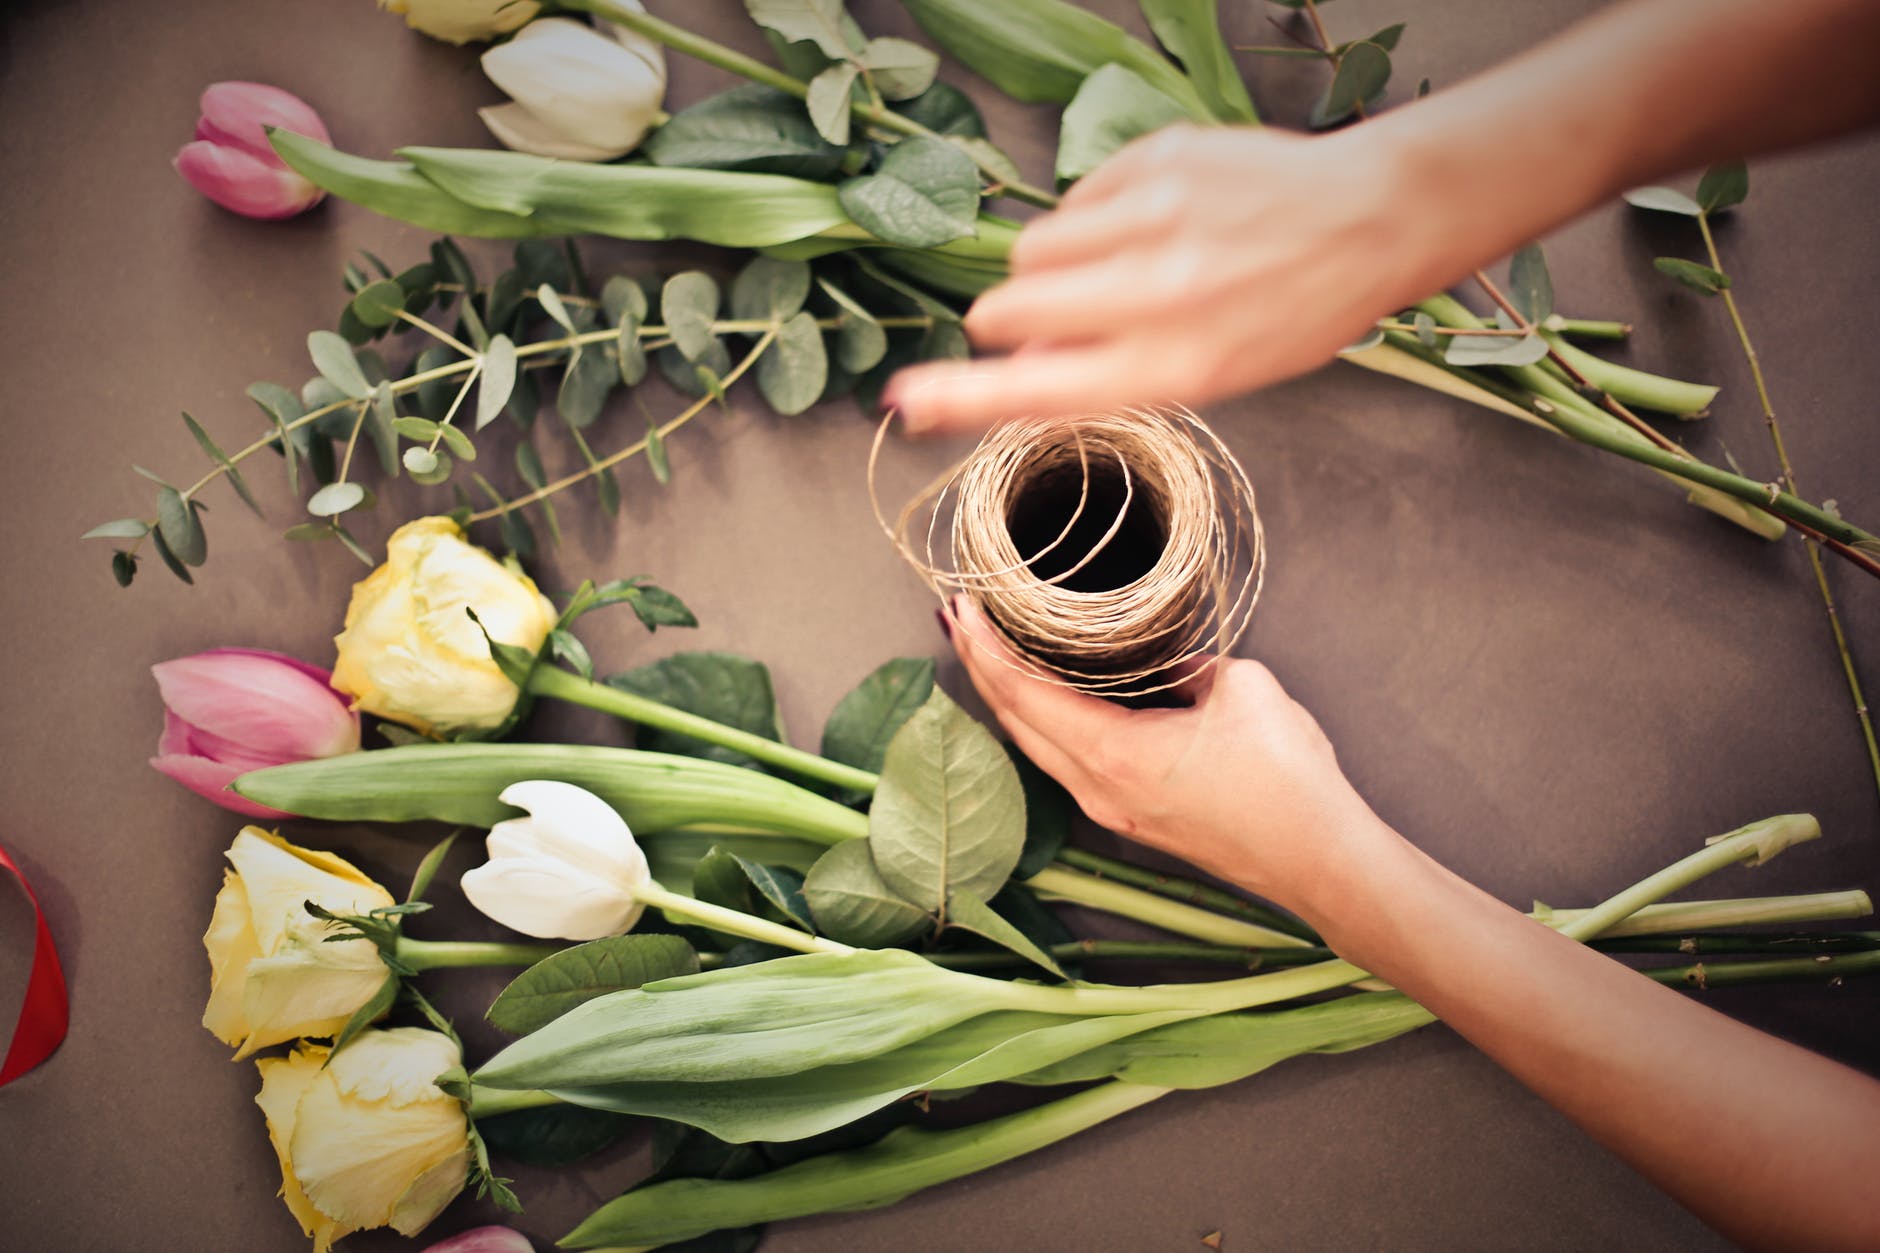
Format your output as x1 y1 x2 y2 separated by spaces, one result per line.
946 596 1389 913
886 123 1447 436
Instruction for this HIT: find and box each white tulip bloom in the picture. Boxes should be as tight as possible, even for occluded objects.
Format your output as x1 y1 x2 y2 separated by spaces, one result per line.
461 780 651 940
478 13 666 162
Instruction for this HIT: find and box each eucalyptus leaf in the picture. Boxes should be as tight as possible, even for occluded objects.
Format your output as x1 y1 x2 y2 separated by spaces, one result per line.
394 416 440 441
499 508 536 559
1509 244 1553 324
839 136 980 248
1311 40 1390 128
516 237 574 293
757 311 829 415
644 84 849 179
183 413 262 518
802 841 932 947
83 518 149 540
1412 311 1437 347
945 887 1065 976
806 62 859 146
859 36 939 100
732 257 813 323
308 330 371 399
744 0 852 58
868 687 1026 911
1137 0 1258 122
487 934 700 1035
1057 63 1192 184
156 487 206 566
367 383 400 476
1654 256 1730 295
403 446 439 475
646 420 672 485
817 278 889 373
1444 332 1550 367
437 424 475 461
617 310 648 386
307 481 367 517
559 345 617 428
538 283 576 334
1696 160 1749 213
351 278 407 329
111 550 137 587
515 443 546 491
607 652 786 768
602 275 649 324
410 450 453 486
659 340 733 398
820 656 935 777
478 335 518 430
1622 186 1703 216
149 526 194 584
663 271 722 362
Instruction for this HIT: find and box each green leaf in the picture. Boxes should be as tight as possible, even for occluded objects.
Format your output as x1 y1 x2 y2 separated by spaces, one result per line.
1137 0 1258 122
549 627 594 681
307 481 367 517
644 84 849 180
437 423 475 461
663 271 722 362
559 344 616 428
731 257 813 323
1622 186 1703 216
596 465 622 515
1412 311 1437 347
149 526 194 584
1509 244 1553 324
606 652 786 768
1365 22 1407 51
515 442 546 492
744 0 852 58
350 278 407 329
406 830 458 905
394 416 440 441
307 329 371 399
895 81 987 138
839 136 980 248
627 584 697 631
757 311 829 415
802 840 932 947
898 0 1212 117
817 278 888 373
403 446 440 475
111 550 137 587
1696 160 1749 213
806 62 858 146
1011 750 1072 879
602 275 649 324
1056 63 1192 184
949 135 1023 188
1653 257 1730 294
478 334 518 431
410 449 454 486
859 36 940 101
331 974 398 1055
1444 332 1550 366
646 420 672 485
367 384 400 476
868 686 1027 911
732 855 814 931
478 1104 635 1168
696 848 814 932
1311 40 1390 128
83 518 150 540
283 522 335 542
516 237 574 293
945 887 1064 976
820 656 936 777
487 934 700 1035
616 310 648 386
156 486 206 566
537 282 576 334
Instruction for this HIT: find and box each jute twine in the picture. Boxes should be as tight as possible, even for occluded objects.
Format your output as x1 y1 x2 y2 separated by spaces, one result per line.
870 406 1265 697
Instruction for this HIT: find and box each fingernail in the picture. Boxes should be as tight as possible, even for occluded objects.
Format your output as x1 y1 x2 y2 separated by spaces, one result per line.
934 606 953 642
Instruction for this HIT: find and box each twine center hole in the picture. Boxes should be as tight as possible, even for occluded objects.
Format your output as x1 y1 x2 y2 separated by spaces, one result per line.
1005 458 1167 593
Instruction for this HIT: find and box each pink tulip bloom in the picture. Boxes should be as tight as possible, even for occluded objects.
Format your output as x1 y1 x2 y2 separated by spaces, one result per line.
173 82 331 220
150 648 360 818
421 1228 534 1253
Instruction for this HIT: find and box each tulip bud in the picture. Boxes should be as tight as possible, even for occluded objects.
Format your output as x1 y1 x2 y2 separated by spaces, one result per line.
379 0 541 46
151 647 360 818
421 1227 534 1253
479 14 667 162
203 827 396 1059
174 81 330 220
256 1029 470 1252
331 517 558 737
461 780 651 940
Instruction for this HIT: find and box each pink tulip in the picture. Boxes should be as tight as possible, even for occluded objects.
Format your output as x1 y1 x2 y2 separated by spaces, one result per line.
150 648 360 818
173 82 331 219
420 1228 534 1253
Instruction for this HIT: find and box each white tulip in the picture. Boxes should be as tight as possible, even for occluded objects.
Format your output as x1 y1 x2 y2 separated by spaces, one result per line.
478 13 666 162
461 780 651 940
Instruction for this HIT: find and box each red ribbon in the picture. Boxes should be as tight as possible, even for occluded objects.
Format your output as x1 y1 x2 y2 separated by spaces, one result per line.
0 843 68 1087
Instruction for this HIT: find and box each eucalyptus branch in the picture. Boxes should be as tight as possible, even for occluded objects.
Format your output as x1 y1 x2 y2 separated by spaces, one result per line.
1692 210 1880 806
566 0 1063 209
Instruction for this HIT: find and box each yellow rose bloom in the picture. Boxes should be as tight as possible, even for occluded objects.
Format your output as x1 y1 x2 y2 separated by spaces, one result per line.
203 827 396 1059
332 516 557 737
256 1029 470 1253
378 0 541 46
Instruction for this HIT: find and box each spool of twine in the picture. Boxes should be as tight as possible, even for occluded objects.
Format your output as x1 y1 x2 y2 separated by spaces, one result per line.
871 406 1265 698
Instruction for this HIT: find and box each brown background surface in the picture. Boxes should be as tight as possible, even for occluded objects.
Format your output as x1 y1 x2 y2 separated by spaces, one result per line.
2 1 1877 1250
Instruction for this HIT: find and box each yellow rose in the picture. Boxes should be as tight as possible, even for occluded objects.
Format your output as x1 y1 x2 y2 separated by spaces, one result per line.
378 0 541 46
256 1029 471 1253
332 516 557 737
204 827 396 1059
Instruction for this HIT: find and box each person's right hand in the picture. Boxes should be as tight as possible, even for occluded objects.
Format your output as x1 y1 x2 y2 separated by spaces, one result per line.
886 123 1449 437
947 597 1390 915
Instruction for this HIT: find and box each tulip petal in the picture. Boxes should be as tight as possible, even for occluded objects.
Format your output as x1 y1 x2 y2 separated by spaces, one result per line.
495 780 649 885
153 648 359 760
421 1226 536 1253
599 3 668 83
480 17 664 157
197 81 331 160
461 855 643 940
175 140 326 219
152 752 296 820
478 103 633 163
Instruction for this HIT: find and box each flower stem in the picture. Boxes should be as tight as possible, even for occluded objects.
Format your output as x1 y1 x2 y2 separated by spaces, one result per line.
527 664 880 795
1537 888 1870 938
637 882 852 956
1694 209 1880 810
1538 330 1718 417
1027 865 1313 949
1051 847 1318 941
466 1084 564 1121
1546 315 1633 341
395 937 562 971
569 0 1063 210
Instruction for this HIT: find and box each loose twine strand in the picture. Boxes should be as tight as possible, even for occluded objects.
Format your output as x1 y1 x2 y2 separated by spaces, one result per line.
870 406 1266 697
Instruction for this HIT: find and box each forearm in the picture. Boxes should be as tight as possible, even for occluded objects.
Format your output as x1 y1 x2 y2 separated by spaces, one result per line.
1283 814 1880 1250
1357 0 1880 303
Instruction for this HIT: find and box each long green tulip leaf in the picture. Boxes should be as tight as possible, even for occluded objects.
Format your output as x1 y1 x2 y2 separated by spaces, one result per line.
268 130 562 238
1057 63 1194 184
1138 0 1258 121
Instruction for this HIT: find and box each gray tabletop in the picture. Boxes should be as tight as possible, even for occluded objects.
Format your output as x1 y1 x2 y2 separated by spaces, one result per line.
2 1 1876 1250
